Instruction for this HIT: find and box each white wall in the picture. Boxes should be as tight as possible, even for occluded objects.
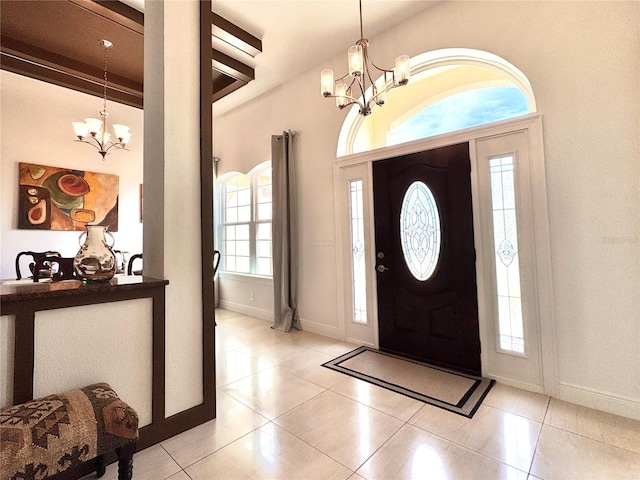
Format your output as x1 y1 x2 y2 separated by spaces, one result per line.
214 1 640 418
0 71 144 279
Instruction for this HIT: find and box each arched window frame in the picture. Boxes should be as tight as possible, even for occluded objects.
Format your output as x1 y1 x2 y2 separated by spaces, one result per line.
217 161 272 277
337 48 537 157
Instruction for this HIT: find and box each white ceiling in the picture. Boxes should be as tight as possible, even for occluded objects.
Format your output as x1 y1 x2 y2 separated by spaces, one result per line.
121 1 438 116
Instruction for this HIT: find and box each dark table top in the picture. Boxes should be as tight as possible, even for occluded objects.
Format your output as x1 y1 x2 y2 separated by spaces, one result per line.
0 275 169 303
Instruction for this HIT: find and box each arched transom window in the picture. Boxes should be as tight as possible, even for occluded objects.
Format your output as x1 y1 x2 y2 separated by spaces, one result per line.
338 49 536 156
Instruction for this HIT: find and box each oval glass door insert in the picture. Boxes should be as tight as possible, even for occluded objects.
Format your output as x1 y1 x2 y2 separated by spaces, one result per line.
400 181 441 281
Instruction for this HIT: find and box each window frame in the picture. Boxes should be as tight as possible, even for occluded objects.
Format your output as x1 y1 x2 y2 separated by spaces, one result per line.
217 162 272 277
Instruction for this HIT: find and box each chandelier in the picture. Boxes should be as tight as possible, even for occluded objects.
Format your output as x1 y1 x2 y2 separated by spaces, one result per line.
72 39 131 160
320 0 411 116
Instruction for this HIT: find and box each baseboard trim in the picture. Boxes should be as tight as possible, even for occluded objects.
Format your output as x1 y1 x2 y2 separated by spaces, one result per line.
299 317 340 340
217 300 272 321
485 374 545 394
558 381 640 421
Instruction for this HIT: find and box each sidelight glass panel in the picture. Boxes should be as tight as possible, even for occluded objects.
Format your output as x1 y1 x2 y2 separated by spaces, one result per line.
349 180 367 323
400 181 441 281
489 155 525 353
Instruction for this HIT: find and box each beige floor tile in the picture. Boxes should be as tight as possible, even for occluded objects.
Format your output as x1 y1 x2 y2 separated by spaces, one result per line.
221 368 325 419
316 341 361 357
161 390 269 468
331 376 424 422
357 423 528 480
531 424 640 479
409 403 541 472
84 445 181 480
234 340 309 365
283 329 346 350
348 475 366 480
214 309 246 321
216 323 258 351
220 313 271 329
273 350 347 388
185 423 353 480
166 471 190 480
544 398 640 454
216 347 273 387
274 390 403 471
483 382 550 422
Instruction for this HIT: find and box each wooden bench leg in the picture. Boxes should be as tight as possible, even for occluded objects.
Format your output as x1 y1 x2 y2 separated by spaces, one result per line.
95 454 106 477
116 442 136 480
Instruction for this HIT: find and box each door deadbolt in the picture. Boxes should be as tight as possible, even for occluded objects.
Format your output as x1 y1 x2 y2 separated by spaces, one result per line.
377 252 385 259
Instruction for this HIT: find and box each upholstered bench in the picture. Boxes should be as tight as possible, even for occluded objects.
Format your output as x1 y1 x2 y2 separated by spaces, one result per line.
0 383 138 480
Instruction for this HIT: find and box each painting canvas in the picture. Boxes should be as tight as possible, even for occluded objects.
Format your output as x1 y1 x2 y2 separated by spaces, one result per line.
18 162 119 231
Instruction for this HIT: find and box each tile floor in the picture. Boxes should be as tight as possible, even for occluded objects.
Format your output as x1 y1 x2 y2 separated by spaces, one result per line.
95 309 640 479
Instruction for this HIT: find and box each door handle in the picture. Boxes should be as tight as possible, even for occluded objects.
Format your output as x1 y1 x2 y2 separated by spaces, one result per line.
376 264 389 273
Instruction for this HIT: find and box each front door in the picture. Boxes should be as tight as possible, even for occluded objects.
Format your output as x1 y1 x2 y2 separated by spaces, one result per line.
373 143 481 375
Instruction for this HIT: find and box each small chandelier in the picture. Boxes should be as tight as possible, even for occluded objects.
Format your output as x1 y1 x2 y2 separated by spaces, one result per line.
320 0 411 116
72 39 131 160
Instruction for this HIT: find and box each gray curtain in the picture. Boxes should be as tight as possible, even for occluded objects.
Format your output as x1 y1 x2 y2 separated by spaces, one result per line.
271 130 300 332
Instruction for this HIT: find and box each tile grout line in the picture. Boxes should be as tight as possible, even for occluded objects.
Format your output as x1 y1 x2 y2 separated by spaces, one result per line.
525 395 551 476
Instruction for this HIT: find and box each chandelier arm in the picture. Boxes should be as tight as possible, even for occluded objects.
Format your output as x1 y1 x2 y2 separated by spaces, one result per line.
368 83 393 106
322 93 364 110
74 139 102 152
353 76 368 104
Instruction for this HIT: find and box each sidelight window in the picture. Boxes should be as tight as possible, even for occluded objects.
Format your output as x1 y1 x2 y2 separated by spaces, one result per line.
489 155 524 353
349 179 367 323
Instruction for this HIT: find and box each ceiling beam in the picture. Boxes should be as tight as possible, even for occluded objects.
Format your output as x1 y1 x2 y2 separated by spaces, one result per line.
1 52 143 109
69 0 144 34
211 12 262 58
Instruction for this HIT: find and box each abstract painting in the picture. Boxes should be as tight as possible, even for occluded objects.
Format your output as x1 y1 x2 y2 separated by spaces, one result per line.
18 162 119 231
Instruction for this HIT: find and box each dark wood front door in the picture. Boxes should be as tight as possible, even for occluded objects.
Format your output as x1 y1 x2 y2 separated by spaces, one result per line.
373 143 481 375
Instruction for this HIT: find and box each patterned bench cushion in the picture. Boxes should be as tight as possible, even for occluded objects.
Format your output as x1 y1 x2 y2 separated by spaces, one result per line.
1 383 138 480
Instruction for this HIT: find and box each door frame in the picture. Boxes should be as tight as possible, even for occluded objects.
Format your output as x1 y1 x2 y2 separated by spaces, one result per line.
333 114 558 395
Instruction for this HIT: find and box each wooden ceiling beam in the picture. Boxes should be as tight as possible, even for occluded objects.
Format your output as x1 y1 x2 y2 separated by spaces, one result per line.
1 52 142 109
211 12 261 58
69 0 144 34
212 49 254 84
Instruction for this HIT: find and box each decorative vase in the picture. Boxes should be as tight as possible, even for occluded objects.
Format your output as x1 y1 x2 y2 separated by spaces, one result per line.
73 225 117 283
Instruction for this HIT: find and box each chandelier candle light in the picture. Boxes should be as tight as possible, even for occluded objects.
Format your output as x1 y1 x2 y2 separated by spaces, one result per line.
72 39 131 160
321 0 410 116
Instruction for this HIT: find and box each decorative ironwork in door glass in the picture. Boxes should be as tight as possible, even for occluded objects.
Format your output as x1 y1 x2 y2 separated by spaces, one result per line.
400 181 441 281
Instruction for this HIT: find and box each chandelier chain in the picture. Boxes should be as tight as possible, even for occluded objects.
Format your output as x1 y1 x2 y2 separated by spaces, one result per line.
102 43 108 112
358 0 364 40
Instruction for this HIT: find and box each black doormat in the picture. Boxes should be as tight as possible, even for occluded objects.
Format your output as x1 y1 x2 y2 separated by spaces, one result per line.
323 347 495 418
